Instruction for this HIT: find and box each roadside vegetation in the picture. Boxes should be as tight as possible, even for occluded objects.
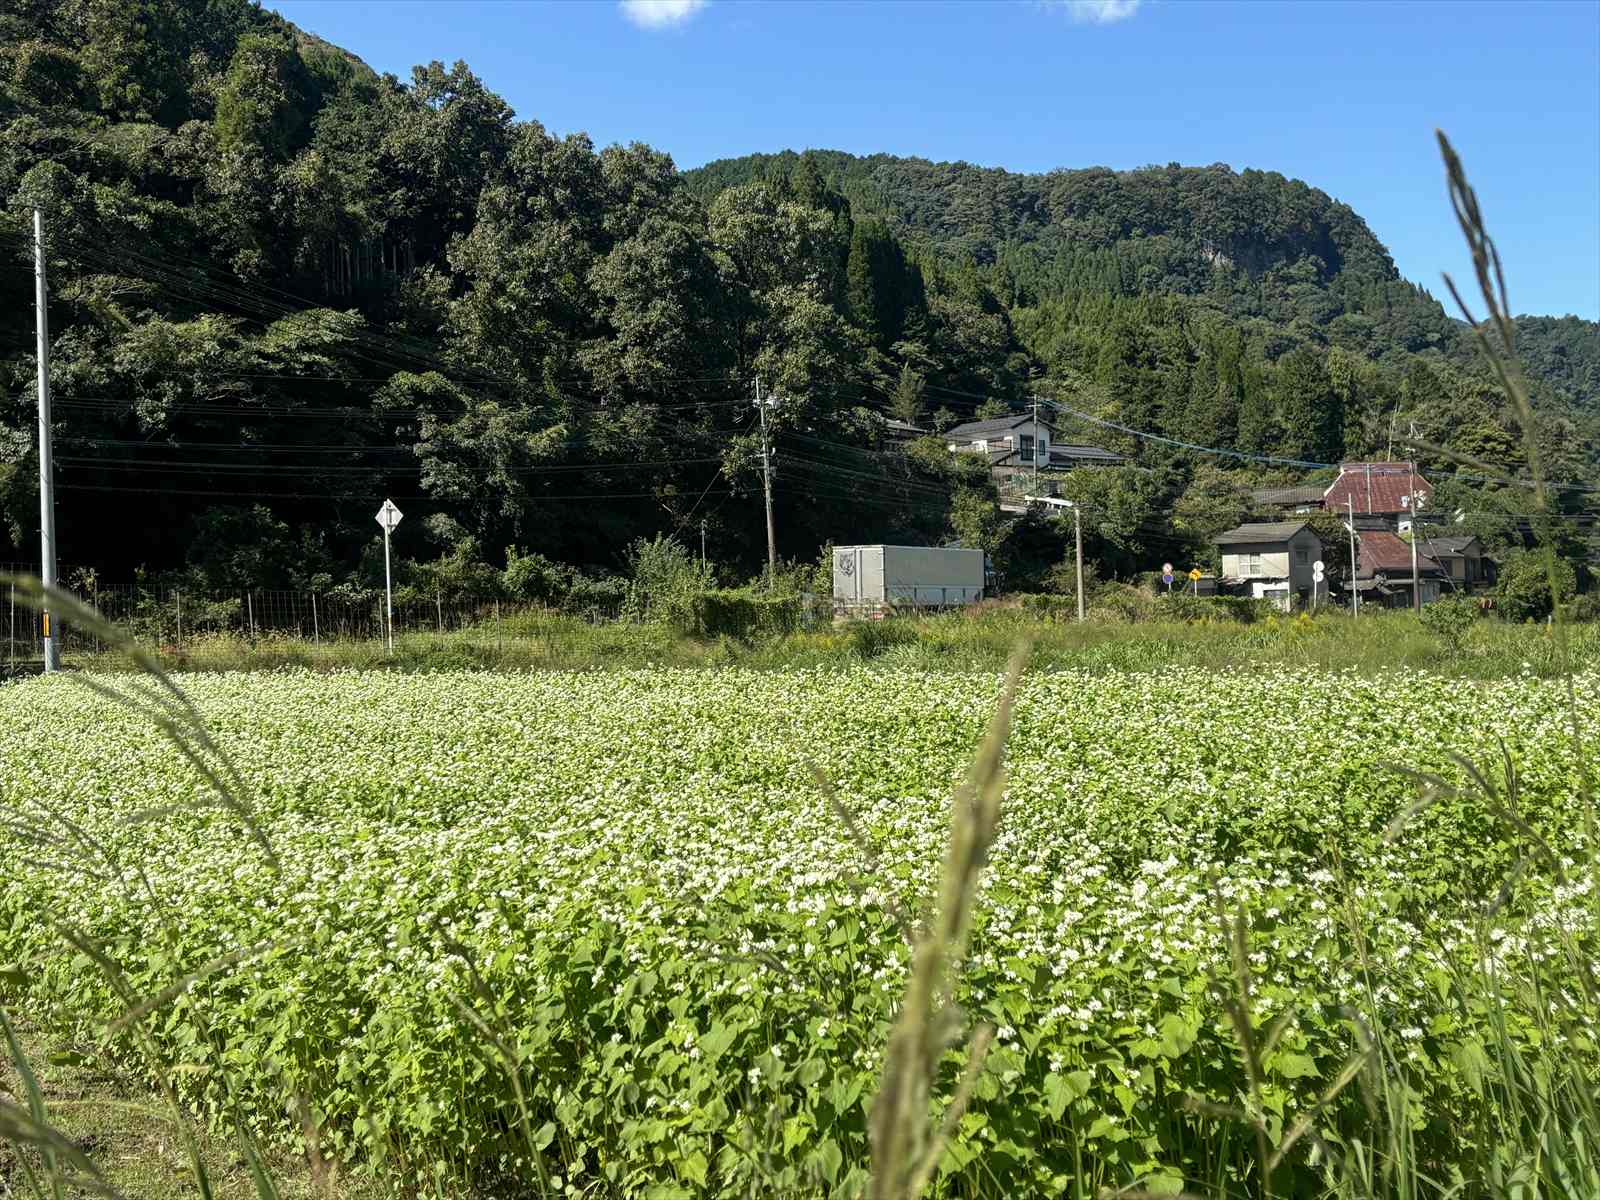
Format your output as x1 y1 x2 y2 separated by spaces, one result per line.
28 601 1600 681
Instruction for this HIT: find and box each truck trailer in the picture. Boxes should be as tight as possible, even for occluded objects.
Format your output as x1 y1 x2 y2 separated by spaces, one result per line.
831 544 985 611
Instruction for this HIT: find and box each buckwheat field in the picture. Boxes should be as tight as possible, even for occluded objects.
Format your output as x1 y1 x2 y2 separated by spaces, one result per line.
2 667 1596 1197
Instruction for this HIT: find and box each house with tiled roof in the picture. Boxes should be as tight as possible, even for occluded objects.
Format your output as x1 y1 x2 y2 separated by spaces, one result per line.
1344 530 1450 608
1412 532 1491 591
1251 485 1325 514
1322 462 1433 529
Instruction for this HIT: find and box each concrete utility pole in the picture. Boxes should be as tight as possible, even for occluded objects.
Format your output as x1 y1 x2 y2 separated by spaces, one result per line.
1071 499 1085 623
1407 425 1423 613
754 378 776 589
1408 457 1421 612
1031 395 1040 496
33 207 59 672
1347 495 1360 616
700 518 707 568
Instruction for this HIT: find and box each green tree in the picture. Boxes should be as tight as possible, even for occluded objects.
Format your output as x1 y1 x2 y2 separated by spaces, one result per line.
889 363 927 427
1275 345 1343 463
1496 552 1576 622
1171 465 1256 558
213 32 312 158
844 218 912 348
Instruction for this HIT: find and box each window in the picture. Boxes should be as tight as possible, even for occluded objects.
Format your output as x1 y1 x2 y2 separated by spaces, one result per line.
1295 548 1309 564
1244 553 1263 576
1020 435 1034 455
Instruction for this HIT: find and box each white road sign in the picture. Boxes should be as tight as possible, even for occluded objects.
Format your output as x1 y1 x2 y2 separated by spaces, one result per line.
1312 560 1325 580
375 499 403 532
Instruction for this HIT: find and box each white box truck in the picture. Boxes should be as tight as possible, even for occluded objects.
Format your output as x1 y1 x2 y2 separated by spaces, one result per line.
832 545 984 611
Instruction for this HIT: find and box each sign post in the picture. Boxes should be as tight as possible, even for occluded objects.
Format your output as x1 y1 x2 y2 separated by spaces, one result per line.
1312 559 1325 612
375 499 403 654
1189 567 1202 596
1161 562 1174 593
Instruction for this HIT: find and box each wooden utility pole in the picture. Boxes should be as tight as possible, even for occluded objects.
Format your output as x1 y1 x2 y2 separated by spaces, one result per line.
33 207 59 672
755 379 776 588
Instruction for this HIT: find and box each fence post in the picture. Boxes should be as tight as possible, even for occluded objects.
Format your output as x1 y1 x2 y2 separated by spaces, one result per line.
311 592 319 643
92 579 100 654
435 585 444 634
176 590 182 651
246 590 255 640
495 598 502 656
7 581 13 669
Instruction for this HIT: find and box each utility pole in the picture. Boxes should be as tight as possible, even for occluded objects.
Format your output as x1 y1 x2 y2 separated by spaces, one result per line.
33 207 59 672
1408 456 1421 613
1071 500 1084 623
1407 424 1423 613
700 519 707 568
1347 495 1360 616
1031 395 1040 496
754 378 776 589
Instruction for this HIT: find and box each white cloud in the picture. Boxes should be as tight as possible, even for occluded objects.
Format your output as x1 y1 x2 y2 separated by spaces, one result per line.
1050 0 1142 24
619 0 709 29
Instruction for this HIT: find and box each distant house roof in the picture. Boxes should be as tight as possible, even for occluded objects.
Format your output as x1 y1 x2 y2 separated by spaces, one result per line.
1323 462 1434 516
1416 534 1481 555
1214 521 1313 546
946 415 1042 441
884 418 927 437
1051 444 1124 465
1358 531 1446 579
1252 485 1325 507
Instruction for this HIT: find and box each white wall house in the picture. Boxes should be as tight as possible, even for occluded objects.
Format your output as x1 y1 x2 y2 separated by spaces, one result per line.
945 415 1054 463
1214 521 1323 610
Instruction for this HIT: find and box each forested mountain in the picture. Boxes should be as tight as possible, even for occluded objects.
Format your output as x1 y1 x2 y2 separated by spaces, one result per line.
1 1 1594 598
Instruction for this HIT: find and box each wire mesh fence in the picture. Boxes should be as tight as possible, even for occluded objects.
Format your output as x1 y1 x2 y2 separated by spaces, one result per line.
1 576 626 668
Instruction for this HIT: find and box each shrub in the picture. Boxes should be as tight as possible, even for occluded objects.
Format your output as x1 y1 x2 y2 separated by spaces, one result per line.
845 617 919 659
501 547 575 604
1419 595 1478 650
1017 593 1079 622
1156 594 1272 624
684 590 803 641
623 535 713 626
1563 593 1600 624
1496 552 1577 623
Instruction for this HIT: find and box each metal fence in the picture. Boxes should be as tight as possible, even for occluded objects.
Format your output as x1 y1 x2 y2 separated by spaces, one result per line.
1 577 625 667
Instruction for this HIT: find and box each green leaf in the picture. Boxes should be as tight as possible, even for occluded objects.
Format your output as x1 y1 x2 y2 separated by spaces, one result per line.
1272 1052 1319 1080
679 1148 708 1187
814 1137 842 1185
698 1022 736 1062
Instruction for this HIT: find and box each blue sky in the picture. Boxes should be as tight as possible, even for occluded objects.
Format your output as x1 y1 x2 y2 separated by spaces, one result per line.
269 0 1599 319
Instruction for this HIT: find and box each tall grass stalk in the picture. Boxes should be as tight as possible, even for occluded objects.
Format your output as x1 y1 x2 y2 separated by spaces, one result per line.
868 646 1027 1200
0 578 293 1200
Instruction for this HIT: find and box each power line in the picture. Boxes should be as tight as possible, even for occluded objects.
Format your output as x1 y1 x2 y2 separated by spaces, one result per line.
57 459 726 478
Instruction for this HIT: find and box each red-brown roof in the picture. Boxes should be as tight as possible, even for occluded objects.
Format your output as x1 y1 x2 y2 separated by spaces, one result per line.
1323 463 1433 516
1358 531 1446 579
